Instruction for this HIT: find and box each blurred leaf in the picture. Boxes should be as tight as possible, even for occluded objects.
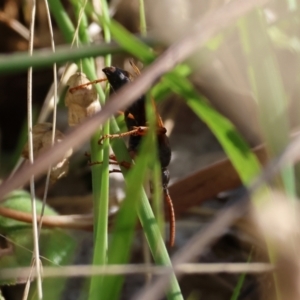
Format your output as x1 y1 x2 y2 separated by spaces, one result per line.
206 33 224 51
269 27 300 52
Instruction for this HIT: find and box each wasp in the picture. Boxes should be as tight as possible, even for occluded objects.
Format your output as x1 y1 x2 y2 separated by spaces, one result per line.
72 64 175 247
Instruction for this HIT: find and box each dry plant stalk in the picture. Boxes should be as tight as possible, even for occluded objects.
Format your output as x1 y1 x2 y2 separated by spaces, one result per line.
22 123 72 183
251 191 300 300
65 72 100 126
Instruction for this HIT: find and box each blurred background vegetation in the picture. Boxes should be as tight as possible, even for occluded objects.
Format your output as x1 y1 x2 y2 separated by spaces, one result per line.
0 0 300 299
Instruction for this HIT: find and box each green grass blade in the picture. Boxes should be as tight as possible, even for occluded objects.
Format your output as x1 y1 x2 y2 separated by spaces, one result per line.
152 64 192 102
97 135 147 299
108 96 183 294
139 0 147 36
48 2 111 298
145 92 166 249
89 9 155 63
230 250 253 300
96 93 182 299
0 43 124 75
98 139 152 300
48 0 75 43
108 19 155 63
163 73 261 184
89 1 112 298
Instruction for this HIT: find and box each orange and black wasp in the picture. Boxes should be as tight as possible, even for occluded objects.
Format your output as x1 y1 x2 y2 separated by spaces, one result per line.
71 64 175 247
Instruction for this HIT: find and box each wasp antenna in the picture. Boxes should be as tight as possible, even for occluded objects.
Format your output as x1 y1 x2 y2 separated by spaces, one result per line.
164 189 176 247
129 60 141 76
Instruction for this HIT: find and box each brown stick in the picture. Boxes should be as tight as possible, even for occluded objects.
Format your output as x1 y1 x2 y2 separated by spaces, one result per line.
169 145 268 217
0 206 93 230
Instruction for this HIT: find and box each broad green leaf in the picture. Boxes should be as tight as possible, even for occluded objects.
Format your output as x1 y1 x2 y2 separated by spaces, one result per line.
0 190 76 299
0 227 76 299
0 191 56 231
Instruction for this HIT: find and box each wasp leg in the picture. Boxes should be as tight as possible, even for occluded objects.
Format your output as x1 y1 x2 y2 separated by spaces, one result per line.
88 153 132 171
98 127 146 145
69 78 107 93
